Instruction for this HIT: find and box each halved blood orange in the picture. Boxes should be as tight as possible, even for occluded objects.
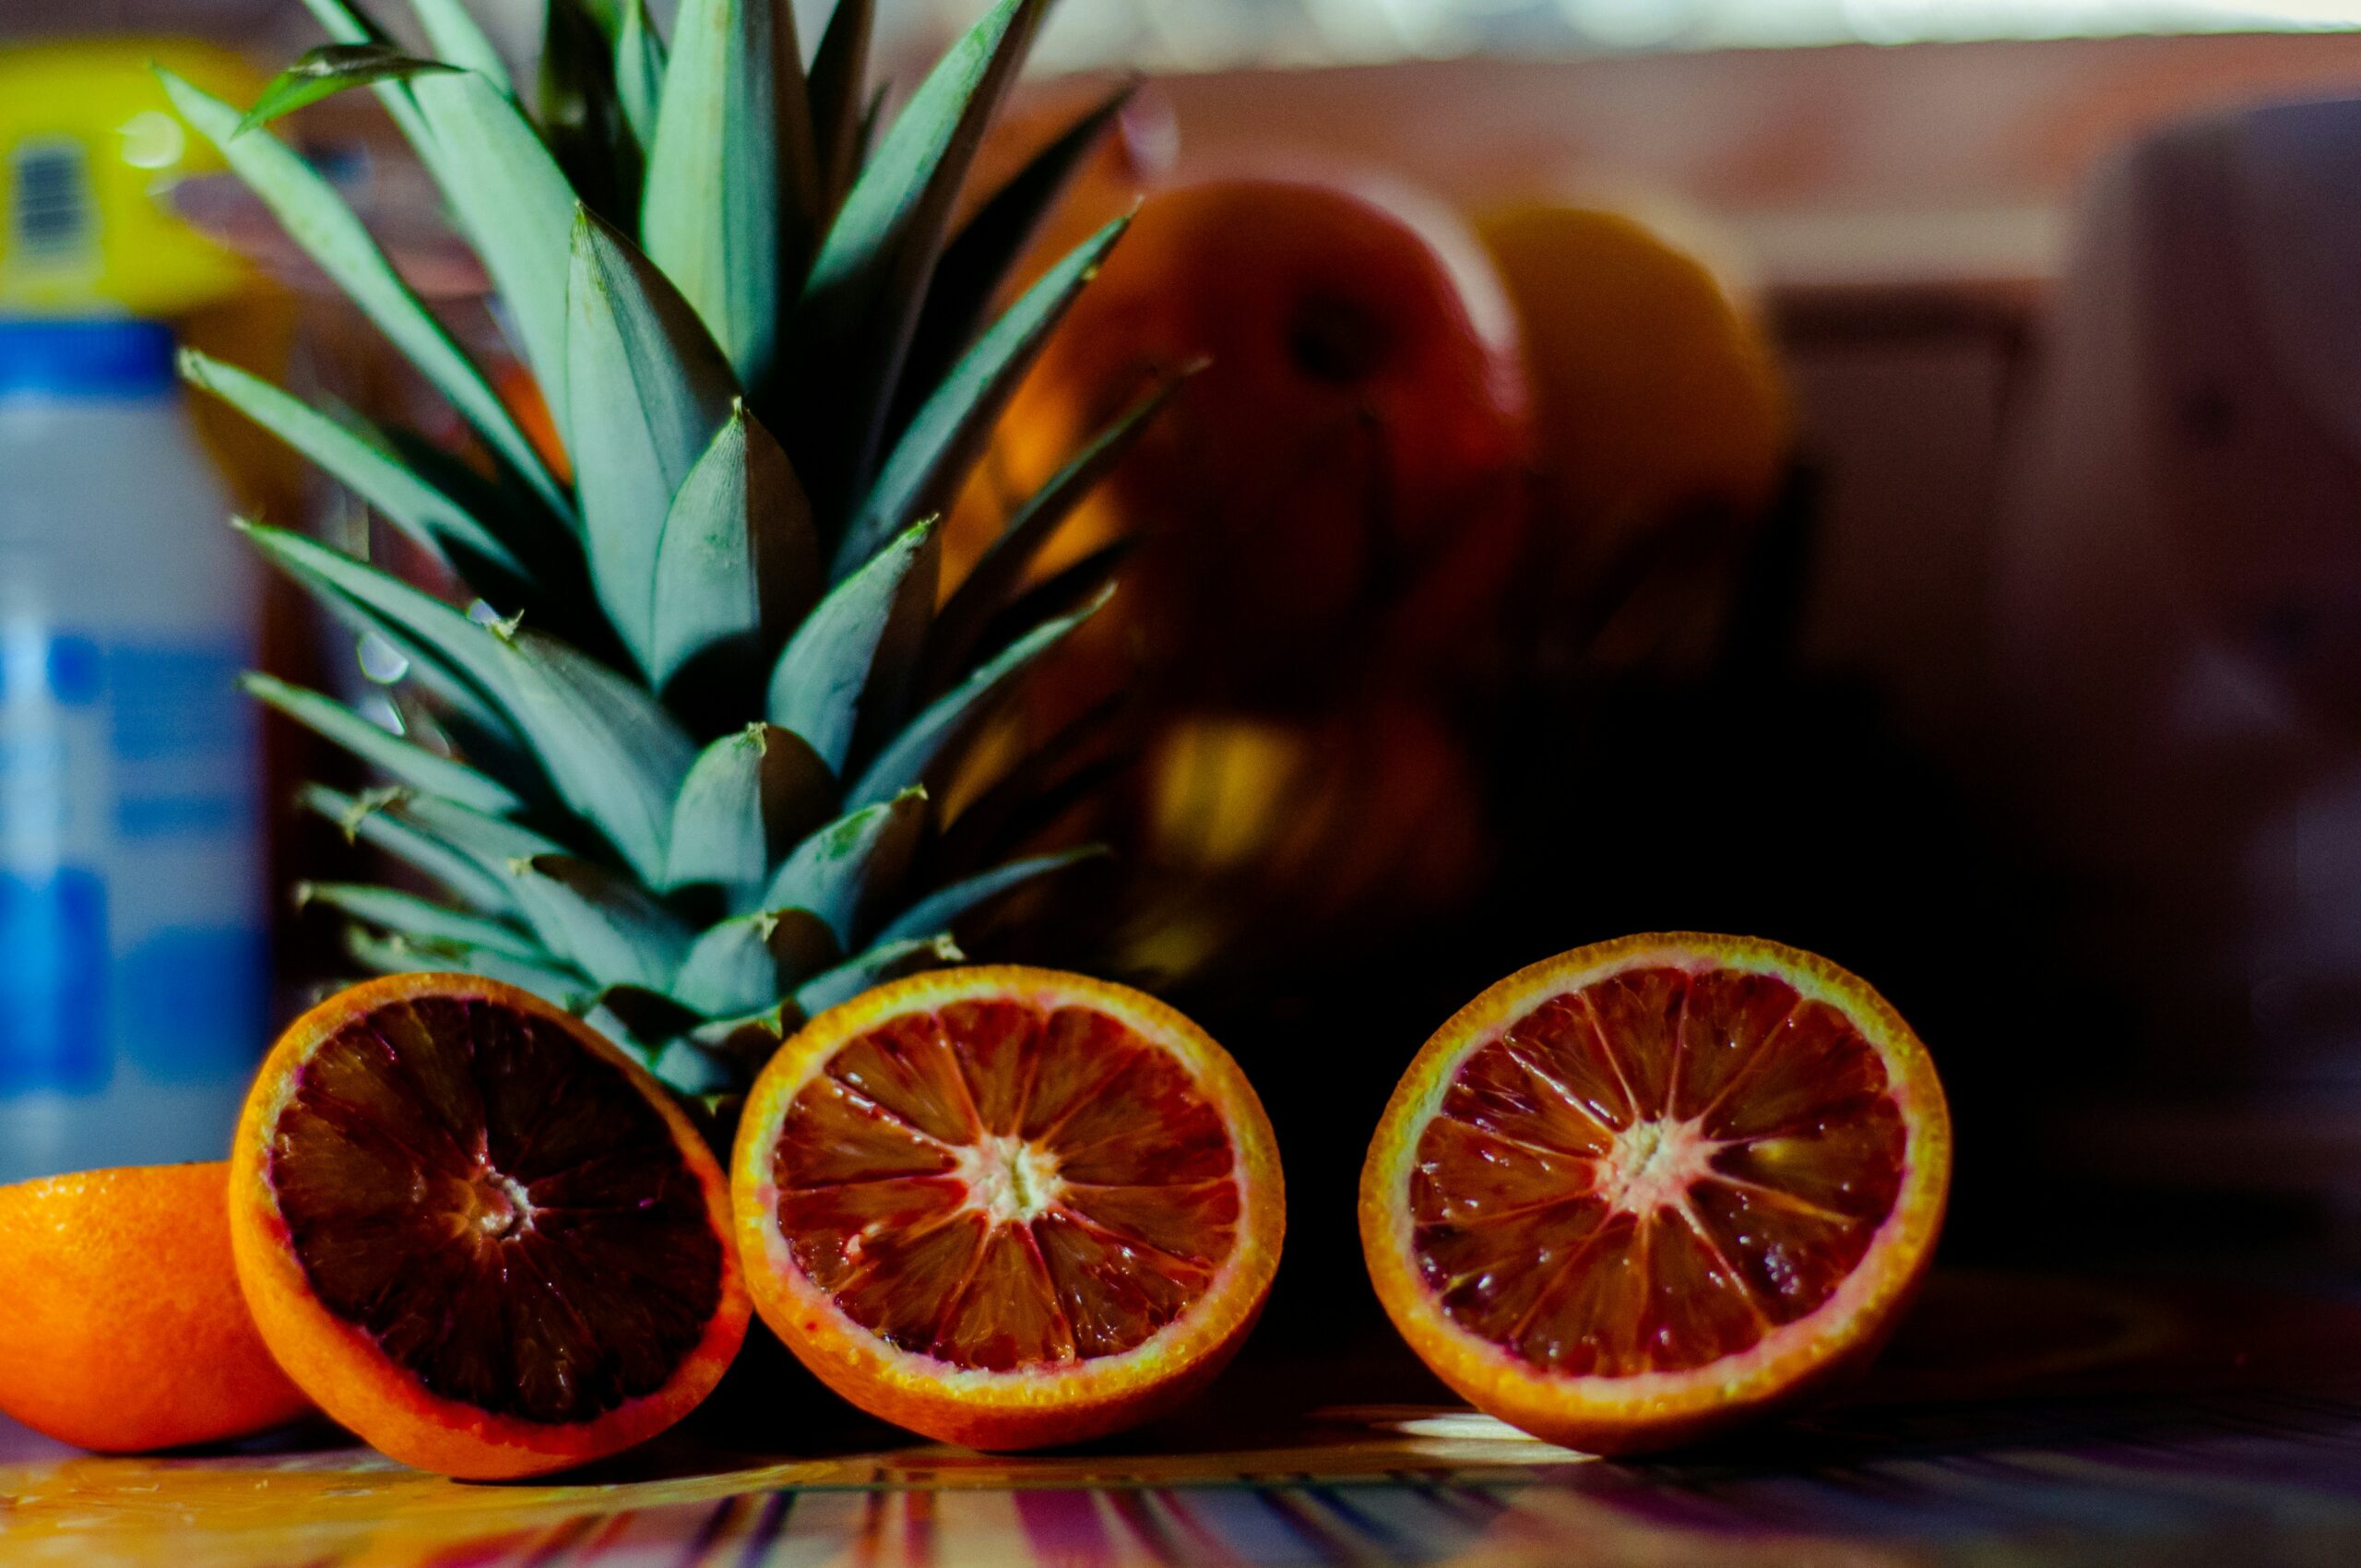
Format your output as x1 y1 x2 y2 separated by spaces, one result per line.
1360 933 1950 1455
229 974 750 1479
731 966 1284 1450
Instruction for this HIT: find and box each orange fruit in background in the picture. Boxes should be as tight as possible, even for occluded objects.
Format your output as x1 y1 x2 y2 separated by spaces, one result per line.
964 82 1174 285
229 973 750 1479
1113 698 1491 983
731 966 1284 1451
1476 203 1789 570
0 1162 311 1452
1360 933 1950 1455
952 175 1531 707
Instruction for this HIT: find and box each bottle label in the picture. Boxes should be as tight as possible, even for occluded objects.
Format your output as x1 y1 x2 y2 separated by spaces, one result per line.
0 868 106 1094
0 627 264 1098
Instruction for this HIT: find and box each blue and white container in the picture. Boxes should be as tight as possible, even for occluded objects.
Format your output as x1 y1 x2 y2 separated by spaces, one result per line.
0 316 266 1181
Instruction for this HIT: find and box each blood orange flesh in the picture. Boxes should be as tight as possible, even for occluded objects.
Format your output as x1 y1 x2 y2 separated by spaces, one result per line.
232 974 749 1479
733 967 1283 1451
1361 934 1949 1455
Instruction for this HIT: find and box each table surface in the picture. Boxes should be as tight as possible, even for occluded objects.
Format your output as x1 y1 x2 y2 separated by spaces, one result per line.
4 1270 2357 1567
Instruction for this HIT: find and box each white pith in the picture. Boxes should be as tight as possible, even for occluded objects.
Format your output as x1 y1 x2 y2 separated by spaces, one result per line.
1593 1114 1727 1218
955 1133 1066 1226
459 1166 536 1242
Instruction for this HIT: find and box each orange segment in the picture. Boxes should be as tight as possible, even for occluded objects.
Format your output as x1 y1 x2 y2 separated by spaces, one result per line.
231 974 749 1479
1362 933 1949 1455
733 966 1284 1451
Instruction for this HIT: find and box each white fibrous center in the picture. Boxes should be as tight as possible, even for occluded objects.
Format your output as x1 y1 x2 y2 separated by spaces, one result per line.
1595 1116 1726 1216
957 1134 1064 1225
460 1167 534 1241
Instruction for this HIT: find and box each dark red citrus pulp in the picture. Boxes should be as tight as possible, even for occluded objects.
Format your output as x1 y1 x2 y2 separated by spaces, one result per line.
267 992 726 1424
770 998 1242 1371
1412 966 1906 1377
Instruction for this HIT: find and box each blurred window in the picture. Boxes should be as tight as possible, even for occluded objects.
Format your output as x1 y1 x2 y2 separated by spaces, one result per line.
874 0 2361 70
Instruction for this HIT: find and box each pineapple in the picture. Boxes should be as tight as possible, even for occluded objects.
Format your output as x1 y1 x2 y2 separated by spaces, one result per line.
159 0 1162 1095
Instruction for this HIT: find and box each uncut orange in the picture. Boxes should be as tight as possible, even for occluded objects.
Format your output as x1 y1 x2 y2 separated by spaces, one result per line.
732 966 1284 1450
1361 933 1950 1455
0 1162 311 1452
948 175 1531 709
229 974 749 1479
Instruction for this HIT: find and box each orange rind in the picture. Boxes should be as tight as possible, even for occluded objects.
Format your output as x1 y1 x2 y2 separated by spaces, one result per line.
1361 933 1950 1455
732 966 1284 1450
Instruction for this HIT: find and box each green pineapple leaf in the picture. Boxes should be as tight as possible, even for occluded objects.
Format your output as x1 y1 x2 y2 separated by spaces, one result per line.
760 788 928 947
160 72 568 519
408 0 515 94
780 0 1047 510
807 0 872 210
922 370 1183 692
295 0 386 45
663 724 836 907
874 848 1106 945
297 881 544 960
344 928 592 1009
242 524 518 747
511 854 694 992
614 0 667 151
765 517 934 774
180 350 524 584
847 586 1109 812
967 538 1130 669
565 205 741 671
672 907 837 1016
241 673 525 817
374 430 587 616
642 0 815 385
243 522 696 885
541 0 642 225
226 0 1174 1075
302 785 539 914
231 44 456 137
649 402 819 692
501 632 698 885
394 790 569 865
896 81 1135 422
850 81 889 184
795 934 961 1016
931 690 1131 876
407 71 578 436
592 984 708 1052
685 1002 794 1058
834 214 1130 581
287 1 450 182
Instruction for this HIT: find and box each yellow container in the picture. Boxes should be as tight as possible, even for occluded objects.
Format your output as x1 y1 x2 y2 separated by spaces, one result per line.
0 39 262 316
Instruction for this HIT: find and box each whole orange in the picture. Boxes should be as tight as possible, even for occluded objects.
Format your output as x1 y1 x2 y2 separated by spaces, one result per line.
0 1162 311 1452
1476 202 1789 576
951 176 1531 707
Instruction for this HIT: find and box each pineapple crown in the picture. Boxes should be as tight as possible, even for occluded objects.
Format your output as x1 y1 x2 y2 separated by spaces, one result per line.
159 0 1167 1094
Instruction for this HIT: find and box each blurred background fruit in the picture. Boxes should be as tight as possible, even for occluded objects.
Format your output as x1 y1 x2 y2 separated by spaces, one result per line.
937 172 1533 985
1476 198 1793 674
1109 699 1490 985
949 173 1532 713
1479 200 1789 546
